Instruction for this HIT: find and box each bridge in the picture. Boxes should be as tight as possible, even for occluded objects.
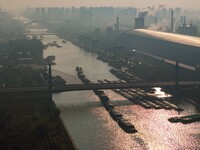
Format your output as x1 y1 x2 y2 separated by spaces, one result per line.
25 33 55 36
24 19 65 27
0 63 199 95
0 81 200 94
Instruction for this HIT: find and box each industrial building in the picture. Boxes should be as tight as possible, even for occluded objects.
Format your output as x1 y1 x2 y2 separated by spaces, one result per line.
177 24 198 36
115 29 200 66
135 17 145 29
176 16 198 36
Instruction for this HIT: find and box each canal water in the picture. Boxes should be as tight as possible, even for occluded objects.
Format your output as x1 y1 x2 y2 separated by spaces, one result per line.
29 26 200 149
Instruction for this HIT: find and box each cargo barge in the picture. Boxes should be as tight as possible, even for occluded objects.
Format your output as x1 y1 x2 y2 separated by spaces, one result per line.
109 109 123 121
168 114 200 124
100 79 183 111
75 67 137 134
118 119 137 133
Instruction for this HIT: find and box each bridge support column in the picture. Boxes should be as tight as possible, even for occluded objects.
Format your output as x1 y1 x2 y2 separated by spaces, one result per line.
175 61 179 101
48 64 52 100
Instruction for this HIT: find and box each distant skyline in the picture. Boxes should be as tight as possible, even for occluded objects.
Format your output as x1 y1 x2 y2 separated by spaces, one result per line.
0 0 200 11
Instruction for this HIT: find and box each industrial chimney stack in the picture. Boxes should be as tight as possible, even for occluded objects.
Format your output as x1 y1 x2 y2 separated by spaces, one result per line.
184 16 186 26
117 16 119 32
171 10 174 32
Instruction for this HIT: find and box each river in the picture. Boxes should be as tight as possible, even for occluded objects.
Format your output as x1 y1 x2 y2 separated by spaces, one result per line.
27 23 199 149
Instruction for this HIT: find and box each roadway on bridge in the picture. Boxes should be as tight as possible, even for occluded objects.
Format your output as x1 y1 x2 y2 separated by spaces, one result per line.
24 33 55 35
0 81 200 94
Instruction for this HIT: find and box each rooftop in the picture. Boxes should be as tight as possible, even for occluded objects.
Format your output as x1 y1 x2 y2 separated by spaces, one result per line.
127 29 200 48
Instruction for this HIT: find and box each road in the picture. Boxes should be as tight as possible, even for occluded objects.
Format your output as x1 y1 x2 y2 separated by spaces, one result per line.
0 81 200 93
135 50 196 71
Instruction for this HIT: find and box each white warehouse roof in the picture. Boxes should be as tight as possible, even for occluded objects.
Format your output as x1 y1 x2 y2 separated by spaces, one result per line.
127 29 200 48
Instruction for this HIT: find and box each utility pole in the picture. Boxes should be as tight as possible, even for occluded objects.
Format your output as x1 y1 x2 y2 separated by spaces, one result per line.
175 61 179 101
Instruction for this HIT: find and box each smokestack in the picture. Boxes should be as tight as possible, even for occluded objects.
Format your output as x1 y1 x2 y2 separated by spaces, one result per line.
180 16 184 24
117 16 119 32
184 16 186 26
171 10 174 32
135 17 145 29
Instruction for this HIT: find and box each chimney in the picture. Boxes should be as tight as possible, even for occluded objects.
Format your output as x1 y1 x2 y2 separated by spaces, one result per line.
135 17 145 29
184 16 186 26
116 16 119 32
171 10 174 32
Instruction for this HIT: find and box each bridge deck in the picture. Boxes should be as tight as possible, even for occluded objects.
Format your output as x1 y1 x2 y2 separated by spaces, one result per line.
25 33 55 35
0 81 200 94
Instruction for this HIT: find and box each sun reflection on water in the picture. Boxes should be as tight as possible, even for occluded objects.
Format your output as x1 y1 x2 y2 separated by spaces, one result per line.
153 87 171 98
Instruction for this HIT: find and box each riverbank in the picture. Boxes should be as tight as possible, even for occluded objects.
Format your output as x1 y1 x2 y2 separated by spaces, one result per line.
0 93 75 150
0 35 75 149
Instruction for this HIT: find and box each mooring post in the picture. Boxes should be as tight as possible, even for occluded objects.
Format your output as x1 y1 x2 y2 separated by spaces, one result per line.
175 61 179 101
48 63 52 100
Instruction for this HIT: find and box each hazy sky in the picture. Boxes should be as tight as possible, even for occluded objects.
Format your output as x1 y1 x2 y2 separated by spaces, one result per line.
0 0 200 11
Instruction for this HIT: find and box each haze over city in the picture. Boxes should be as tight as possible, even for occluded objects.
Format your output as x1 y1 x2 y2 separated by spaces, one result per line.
0 0 200 11
0 0 200 149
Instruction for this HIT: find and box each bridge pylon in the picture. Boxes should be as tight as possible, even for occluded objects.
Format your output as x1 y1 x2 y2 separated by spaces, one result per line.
48 64 52 100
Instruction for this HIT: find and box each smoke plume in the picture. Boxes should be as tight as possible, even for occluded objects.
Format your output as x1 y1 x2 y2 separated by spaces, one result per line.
148 19 170 31
137 4 166 18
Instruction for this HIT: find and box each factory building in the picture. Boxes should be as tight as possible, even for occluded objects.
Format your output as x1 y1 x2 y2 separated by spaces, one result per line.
176 16 198 36
177 24 198 36
115 29 200 66
135 17 145 29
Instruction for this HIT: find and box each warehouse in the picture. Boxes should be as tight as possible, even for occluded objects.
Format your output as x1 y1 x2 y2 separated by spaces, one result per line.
115 29 200 66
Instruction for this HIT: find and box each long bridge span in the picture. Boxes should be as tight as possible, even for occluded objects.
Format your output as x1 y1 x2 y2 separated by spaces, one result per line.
1 81 200 94
25 33 55 35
